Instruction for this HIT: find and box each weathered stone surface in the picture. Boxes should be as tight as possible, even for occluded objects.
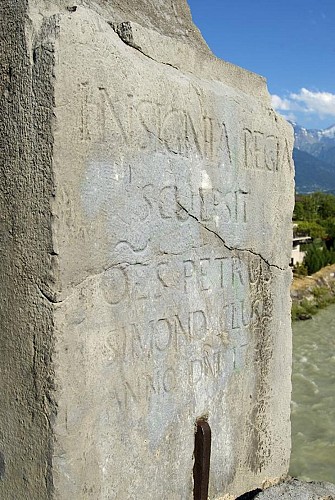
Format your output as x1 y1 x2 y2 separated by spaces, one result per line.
254 478 335 499
0 1 294 499
0 2 56 499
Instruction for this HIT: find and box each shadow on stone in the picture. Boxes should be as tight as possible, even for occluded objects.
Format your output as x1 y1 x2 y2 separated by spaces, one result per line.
236 489 262 500
0 452 5 480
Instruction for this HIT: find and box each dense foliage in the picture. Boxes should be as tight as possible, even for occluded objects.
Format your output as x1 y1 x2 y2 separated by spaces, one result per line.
294 192 335 274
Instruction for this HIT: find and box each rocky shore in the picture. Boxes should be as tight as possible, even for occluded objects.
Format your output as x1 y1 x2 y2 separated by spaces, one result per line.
252 477 335 499
291 263 335 320
219 477 335 499
226 477 335 499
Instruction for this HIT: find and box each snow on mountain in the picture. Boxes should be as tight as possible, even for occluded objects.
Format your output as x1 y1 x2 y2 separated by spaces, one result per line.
290 122 335 164
322 125 335 139
289 122 335 192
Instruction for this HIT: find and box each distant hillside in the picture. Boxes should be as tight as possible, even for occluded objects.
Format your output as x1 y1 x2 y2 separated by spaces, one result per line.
293 148 335 194
291 122 335 193
318 145 335 167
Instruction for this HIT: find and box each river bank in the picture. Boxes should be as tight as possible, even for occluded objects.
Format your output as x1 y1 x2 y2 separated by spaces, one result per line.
291 264 335 320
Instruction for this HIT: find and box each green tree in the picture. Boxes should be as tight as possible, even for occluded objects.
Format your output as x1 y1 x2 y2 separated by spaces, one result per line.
296 220 327 240
304 240 330 274
317 193 335 219
294 192 335 244
293 199 307 221
323 217 335 241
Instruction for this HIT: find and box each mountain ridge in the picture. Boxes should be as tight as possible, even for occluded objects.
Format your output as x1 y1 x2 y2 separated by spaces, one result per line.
290 122 335 193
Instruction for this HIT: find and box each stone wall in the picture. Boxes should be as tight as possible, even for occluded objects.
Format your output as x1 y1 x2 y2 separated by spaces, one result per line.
0 1 294 498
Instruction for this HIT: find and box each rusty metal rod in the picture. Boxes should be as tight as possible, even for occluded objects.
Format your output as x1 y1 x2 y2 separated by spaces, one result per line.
193 419 211 500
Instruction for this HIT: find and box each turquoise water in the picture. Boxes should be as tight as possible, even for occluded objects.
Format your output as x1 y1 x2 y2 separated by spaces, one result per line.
290 303 335 482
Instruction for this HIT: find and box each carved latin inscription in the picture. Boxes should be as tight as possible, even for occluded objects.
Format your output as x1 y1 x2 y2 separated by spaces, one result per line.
76 80 281 428
80 85 291 177
244 128 292 172
96 255 272 412
80 85 232 166
99 255 248 304
102 310 210 362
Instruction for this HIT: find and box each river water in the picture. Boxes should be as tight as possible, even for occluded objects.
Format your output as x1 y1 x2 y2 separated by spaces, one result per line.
289 303 335 482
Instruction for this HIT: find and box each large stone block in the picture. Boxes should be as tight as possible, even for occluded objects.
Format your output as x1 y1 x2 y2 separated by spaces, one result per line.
0 1 294 498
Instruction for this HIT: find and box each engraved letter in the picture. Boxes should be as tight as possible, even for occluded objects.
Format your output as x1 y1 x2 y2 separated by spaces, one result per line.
163 368 177 393
101 267 128 305
265 135 279 171
184 259 195 293
160 110 185 155
216 121 232 168
244 128 254 169
200 258 211 291
80 82 90 141
152 318 172 352
190 310 208 340
98 87 127 143
190 359 203 384
254 131 265 170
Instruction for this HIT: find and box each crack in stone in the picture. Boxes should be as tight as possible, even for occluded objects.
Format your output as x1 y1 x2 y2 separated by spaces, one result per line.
36 260 152 305
109 21 179 71
176 202 285 271
37 285 62 304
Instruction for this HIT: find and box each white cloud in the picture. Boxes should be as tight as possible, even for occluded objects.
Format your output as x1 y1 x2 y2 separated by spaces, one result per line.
290 88 335 117
283 112 297 123
271 94 292 111
271 88 335 119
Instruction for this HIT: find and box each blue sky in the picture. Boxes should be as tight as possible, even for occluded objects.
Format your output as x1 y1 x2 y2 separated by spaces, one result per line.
188 0 335 130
